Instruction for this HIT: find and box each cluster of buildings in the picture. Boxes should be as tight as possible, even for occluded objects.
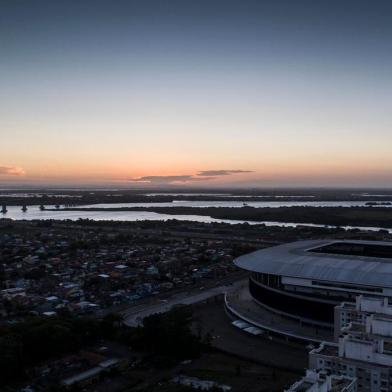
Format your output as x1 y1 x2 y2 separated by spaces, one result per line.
25 342 132 390
172 375 231 391
0 228 236 319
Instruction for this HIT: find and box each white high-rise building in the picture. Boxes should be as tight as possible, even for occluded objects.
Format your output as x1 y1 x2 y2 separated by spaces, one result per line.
285 369 356 392
310 297 392 392
288 295 392 392
334 296 392 340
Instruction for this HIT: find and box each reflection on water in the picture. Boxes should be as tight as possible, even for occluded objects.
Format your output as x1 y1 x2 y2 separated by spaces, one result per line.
144 193 317 198
0 193 82 198
1 205 391 233
143 193 230 196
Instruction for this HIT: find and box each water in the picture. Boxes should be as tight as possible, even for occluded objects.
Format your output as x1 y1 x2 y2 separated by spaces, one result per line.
354 193 392 197
1 205 391 233
144 193 316 198
0 193 82 198
143 193 231 196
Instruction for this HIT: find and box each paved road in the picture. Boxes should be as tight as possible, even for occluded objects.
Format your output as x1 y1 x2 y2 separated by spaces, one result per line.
122 279 245 326
119 276 308 373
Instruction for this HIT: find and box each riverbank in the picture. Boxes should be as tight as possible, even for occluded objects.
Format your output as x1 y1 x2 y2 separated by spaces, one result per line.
1 188 392 206
46 206 392 229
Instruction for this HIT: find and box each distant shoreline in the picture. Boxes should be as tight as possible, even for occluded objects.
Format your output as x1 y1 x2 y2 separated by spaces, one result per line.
1 188 392 206
44 206 392 229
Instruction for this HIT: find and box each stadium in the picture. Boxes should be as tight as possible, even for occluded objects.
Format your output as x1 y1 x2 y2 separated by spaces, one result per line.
227 240 392 341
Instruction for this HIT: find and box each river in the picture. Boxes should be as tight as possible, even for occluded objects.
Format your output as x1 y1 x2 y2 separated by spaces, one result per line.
1 205 391 233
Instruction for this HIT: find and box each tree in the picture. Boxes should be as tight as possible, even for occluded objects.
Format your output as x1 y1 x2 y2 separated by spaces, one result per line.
101 313 124 338
0 335 24 384
137 305 202 363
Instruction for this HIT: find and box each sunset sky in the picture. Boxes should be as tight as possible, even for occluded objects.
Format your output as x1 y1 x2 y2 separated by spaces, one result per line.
1 0 392 187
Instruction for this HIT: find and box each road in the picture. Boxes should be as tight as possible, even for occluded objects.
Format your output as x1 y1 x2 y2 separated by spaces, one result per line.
122 278 246 326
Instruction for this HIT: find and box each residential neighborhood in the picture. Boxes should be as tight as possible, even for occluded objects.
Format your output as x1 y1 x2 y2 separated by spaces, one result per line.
0 221 238 320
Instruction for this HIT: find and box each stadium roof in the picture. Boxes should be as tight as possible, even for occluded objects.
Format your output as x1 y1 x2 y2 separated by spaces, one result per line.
234 240 392 288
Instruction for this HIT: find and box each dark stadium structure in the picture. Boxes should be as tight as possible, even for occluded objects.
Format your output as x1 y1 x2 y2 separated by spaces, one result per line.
234 240 392 327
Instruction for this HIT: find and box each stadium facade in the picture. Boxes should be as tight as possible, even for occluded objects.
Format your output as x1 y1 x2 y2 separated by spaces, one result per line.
234 240 392 327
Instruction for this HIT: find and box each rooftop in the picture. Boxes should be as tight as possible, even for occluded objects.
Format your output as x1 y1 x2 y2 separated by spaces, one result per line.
234 240 392 288
286 370 356 392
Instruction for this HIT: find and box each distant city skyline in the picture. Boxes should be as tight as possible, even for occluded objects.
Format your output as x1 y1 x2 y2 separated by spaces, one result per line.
1 0 392 187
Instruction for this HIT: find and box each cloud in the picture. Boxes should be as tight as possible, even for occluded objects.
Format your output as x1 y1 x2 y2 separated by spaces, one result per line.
197 169 253 176
128 169 252 184
184 177 216 182
0 166 25 176
130 175 193 183
128 175 216 184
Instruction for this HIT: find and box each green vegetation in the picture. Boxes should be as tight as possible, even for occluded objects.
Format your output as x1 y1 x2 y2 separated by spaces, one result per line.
0 314 112 384
131 306 205 366
56 206 392 228
0 306 204 386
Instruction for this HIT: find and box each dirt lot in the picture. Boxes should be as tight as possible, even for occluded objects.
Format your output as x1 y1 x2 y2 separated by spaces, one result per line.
192 299 308 372
84 299 308 392
85 351 300 392
181 351 300 392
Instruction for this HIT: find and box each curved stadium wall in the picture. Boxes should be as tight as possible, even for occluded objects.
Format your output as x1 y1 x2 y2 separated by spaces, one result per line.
248 275 336 324
234 240 392 327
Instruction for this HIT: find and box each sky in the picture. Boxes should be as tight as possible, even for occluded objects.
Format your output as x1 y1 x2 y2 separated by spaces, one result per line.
1 0 392 188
